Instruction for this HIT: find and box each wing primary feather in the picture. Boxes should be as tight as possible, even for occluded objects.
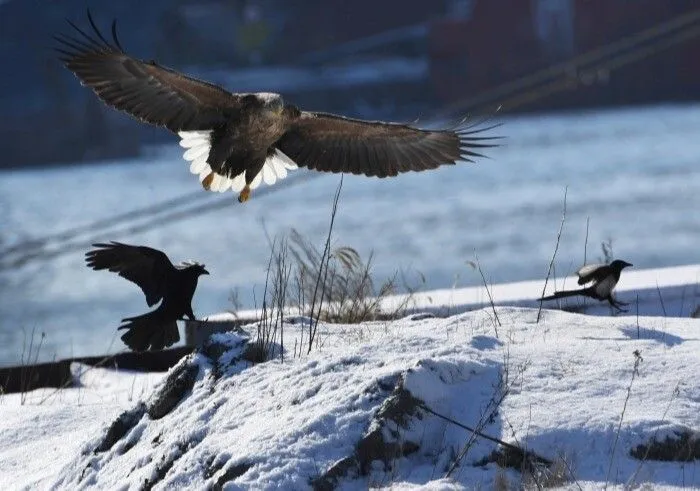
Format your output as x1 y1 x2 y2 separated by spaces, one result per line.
382 140 401 176
65 19 103 49
428 135 460 163
359 138 374 175
54 32 94 52
53 34 94 54
390 140 411 172
111 19 124 51
87 9 113 49
406 140 438 171
374 142 390 174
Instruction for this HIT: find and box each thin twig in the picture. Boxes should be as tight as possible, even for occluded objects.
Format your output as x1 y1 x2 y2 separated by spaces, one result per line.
656 281 667 317
446 379 509 477
308 176 343 354
559 458 584 491
421 403 551 464
605 350 643 489
474 253 500 335
636 294 640 339
537 187 568 323
626 380 680 488
582 216 590 309
583 216 590 265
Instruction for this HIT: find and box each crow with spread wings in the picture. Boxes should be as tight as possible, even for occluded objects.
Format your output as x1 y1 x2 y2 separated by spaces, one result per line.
55 12 500 203
85 242 209 351
540 259 633 312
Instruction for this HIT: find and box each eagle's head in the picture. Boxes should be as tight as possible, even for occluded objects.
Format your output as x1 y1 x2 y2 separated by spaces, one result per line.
256 92 284 114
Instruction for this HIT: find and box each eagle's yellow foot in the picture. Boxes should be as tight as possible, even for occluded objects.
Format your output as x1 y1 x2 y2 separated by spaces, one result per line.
202 172 214 191
238 185 251 203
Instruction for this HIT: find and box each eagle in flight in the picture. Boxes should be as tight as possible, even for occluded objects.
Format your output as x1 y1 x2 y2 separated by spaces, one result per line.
56 12 500 202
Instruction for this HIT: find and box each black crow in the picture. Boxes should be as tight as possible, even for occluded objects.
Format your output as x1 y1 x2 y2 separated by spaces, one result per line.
55 12 499 203
540 259 633 312
85 242 209 351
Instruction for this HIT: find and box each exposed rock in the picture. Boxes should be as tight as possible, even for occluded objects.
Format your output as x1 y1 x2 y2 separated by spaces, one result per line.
146 357 200 420
312 376 422 490
93 403 146 454
212 461 253 490
631 428 700 462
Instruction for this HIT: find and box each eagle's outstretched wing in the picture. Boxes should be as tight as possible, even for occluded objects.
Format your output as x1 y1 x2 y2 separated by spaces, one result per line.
85 242 175 307
275 111 500 178
55 12 236 132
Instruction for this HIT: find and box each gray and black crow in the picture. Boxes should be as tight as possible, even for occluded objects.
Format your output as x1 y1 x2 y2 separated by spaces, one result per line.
85 242 209 351
540 259 633 312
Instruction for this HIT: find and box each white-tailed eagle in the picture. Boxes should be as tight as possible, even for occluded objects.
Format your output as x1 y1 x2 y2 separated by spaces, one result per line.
56 12 500 202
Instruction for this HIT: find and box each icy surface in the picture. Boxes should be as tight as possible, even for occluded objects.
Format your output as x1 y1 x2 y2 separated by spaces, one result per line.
1 308 698 489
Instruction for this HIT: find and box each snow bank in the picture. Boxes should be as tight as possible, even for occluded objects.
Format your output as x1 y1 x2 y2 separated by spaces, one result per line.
379 264 700 318
2 307 693 489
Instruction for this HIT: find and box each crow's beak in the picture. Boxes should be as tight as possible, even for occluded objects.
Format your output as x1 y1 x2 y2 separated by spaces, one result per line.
623 262 633 268
203 269 210 275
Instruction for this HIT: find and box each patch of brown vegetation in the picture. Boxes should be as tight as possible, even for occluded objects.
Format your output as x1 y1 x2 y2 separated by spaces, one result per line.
631 429 700 462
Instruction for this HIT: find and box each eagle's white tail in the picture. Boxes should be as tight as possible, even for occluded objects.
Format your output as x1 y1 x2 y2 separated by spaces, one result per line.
178 130 297 194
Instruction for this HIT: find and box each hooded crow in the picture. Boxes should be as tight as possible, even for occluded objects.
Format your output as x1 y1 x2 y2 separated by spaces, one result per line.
86 242 209 351
540 259 633 312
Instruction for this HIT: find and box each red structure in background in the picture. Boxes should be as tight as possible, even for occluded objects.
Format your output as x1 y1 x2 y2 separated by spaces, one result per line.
428 0 700 111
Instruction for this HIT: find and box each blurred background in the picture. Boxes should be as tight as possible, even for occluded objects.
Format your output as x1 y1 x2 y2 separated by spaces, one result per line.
1 0 699 365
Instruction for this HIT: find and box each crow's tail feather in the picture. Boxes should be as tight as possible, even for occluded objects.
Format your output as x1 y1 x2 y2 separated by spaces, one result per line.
540 288 587 302
118 311 179 352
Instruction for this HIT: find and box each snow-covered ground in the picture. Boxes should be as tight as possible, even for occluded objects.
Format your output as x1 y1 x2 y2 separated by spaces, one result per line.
2 103 700 364
0 365 164 490
1 304 698 489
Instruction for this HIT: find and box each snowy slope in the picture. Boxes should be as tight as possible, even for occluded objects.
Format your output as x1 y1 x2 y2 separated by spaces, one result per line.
0 365 164 490
2 307 698 489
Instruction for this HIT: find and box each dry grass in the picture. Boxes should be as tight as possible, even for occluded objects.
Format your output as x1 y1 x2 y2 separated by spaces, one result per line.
288 230 399 324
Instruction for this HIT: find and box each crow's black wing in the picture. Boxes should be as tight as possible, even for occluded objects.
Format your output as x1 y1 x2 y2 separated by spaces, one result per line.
86 242 175 306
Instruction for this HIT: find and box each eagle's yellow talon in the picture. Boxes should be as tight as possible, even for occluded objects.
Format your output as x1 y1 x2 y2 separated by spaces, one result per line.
202 173 214 191
238 185 251 203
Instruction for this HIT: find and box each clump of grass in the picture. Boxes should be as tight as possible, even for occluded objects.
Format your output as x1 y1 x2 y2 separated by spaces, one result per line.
287 229 398 324
247 177 420 362
19 326 47 404
250 235 291 363
600 238 614 264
